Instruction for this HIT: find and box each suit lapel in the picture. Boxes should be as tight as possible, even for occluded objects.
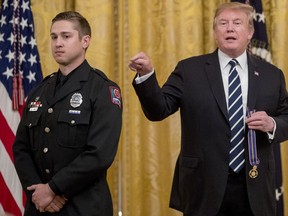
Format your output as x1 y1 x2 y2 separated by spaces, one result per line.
205 51 229 123
247 55 259 111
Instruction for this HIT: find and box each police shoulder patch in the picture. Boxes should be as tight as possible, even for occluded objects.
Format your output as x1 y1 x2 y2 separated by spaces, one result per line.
109 86 121 108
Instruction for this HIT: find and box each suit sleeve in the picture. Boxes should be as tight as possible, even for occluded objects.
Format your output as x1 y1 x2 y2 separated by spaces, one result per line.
133 62 184 121
272 69 288 143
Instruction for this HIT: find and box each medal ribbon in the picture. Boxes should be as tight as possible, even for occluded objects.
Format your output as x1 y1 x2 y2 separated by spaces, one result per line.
247 108 260 167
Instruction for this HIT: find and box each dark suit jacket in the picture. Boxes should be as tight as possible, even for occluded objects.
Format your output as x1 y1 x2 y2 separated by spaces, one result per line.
13 60 122 216
133 50 288 216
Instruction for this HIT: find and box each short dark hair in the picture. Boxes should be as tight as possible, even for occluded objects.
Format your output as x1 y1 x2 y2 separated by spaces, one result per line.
52 11 91 38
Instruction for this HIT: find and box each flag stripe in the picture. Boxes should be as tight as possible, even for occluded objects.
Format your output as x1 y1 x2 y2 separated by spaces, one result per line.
0 0 43 214
0 82 21 136
0 139 25 215
0 173 22 216
0 110 15 161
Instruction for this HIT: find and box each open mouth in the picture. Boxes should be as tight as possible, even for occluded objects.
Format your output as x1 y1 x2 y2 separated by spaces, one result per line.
226 36 236 41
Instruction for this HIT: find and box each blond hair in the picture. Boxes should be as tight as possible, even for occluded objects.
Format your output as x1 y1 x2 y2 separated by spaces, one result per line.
213 2 254 31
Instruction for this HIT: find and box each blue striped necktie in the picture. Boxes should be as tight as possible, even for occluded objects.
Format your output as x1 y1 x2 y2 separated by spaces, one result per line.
228 59 245 173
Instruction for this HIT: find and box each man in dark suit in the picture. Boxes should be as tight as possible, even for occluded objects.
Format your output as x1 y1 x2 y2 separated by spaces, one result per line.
129 2 288 216
13 11 122 215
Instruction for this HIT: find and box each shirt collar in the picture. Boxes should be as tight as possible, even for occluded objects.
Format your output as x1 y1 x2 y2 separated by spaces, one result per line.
218 49 247 70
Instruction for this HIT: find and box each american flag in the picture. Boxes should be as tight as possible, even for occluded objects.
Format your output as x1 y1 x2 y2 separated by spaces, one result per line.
0 0 43 215
232 0 284 215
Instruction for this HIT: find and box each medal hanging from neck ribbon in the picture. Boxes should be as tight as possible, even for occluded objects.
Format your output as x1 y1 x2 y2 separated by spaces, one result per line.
247 108 260 178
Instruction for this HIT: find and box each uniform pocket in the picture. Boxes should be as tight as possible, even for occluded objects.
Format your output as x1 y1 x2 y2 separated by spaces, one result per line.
57 109 91 148
23 114 41 151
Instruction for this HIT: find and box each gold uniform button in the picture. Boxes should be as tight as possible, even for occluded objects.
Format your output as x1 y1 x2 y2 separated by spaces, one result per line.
43 147 49 153
71 120 75 124
44 127 50 133
48 108 53 113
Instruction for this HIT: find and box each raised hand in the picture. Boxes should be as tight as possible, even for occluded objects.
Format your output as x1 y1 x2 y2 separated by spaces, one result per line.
128 51 154 76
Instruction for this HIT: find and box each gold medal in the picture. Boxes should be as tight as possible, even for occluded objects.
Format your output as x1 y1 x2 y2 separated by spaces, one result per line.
249 165 258 178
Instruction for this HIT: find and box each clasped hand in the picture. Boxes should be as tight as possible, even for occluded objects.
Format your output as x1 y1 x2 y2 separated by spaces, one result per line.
27 183 67 213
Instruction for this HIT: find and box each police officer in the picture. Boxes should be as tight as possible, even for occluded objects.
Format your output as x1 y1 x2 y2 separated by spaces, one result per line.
13 11 122 216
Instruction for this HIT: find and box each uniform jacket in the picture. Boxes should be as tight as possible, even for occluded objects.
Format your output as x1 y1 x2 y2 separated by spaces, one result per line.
13 60 122 216
133 50 288 216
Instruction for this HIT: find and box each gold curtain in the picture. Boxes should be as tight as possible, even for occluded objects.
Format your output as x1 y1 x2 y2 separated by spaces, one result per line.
5 0 288 215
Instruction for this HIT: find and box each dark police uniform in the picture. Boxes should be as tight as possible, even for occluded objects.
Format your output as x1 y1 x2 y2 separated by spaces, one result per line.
13 60 122 216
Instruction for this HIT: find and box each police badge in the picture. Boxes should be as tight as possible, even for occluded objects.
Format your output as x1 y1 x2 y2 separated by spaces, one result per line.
70 93 83 108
